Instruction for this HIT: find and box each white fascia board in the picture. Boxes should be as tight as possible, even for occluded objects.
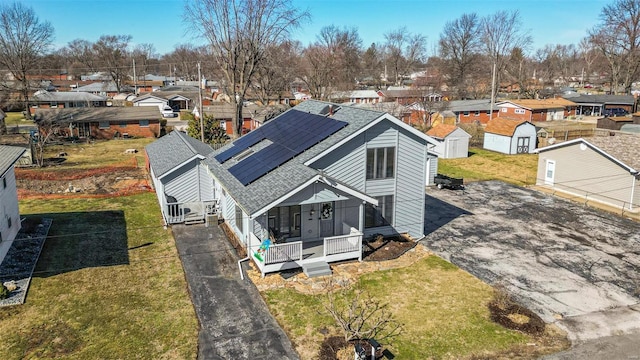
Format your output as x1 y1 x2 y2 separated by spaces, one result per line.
249 174 378 219
304 114 437 166
157 154 205 180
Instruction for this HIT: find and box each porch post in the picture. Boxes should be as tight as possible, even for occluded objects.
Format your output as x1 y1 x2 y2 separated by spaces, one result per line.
359 201 365 262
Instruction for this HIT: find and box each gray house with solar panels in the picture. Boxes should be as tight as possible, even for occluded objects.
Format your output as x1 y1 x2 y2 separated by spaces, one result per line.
205 100 438 277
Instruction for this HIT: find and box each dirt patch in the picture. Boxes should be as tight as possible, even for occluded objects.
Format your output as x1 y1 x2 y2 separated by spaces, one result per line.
488 290 546 336
319 336 348 360
363 234 417 261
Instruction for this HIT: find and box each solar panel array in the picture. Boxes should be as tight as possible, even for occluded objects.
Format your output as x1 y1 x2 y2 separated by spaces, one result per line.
220 110 347 185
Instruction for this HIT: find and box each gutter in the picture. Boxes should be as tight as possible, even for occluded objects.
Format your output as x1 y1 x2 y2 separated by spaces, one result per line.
238 232 251 280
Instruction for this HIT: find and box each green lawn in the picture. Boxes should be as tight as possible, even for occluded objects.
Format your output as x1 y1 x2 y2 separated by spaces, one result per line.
0 193 198 359
264 255 568 359
438 147 539 186
4 111 31 127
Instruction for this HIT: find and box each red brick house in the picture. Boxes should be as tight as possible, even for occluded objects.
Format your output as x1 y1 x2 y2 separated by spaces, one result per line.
34 107 162 139
496 98 577 122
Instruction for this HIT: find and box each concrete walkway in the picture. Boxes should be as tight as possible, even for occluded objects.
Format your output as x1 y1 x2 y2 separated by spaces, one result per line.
172 223 298 360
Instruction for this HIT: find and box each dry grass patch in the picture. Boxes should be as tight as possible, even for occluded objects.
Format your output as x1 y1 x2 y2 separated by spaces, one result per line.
262 255 569 359
0 193 198 359
438 147 538 186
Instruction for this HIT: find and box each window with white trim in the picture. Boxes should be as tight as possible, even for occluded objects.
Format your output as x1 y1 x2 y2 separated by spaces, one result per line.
515 109 526 114
501 108 507 112
366 147 395 180
235 204 243 233
139 120 149 127
99 121 110 129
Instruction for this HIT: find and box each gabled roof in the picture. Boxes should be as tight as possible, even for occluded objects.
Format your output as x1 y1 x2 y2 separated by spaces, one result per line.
132 94 168 103
74 82 133 93
205 100 434 217
535 135 640 173
32 90 107 102
0 145 26 177
426 124 469 139
349 90 380 99
485 117 532 136
145 131 214 178
34 107 161 123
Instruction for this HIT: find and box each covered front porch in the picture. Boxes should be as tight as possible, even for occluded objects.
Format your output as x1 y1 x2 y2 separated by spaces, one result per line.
246 178 376 277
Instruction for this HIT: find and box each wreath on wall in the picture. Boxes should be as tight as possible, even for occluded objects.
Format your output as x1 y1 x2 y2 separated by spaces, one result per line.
321 202 333 220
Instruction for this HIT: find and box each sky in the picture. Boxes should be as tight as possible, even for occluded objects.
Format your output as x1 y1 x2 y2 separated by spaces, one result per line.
18 0 607 56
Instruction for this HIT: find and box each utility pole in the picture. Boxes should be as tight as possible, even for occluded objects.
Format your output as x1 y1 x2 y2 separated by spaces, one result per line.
198 62 204 142
489 62 496 121
132 58 137 94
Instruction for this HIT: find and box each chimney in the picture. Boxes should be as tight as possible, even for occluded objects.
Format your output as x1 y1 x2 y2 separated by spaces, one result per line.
329 104 333 116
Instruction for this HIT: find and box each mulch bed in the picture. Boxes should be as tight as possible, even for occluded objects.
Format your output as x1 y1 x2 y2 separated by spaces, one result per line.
362 235 417 261
488 299 546 335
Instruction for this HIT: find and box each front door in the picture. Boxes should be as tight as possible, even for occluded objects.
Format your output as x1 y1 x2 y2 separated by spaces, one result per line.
516 137 530 154
319 202 334 238
544 160 555 185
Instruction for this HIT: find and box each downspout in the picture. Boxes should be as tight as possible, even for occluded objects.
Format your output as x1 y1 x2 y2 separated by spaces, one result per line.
630 172 638 211
238 232 250 280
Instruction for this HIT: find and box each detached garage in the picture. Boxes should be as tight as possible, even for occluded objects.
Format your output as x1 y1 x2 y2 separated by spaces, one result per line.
535 135 640 212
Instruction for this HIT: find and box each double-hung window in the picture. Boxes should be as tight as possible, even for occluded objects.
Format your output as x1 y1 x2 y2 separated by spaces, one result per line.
366 147 395 180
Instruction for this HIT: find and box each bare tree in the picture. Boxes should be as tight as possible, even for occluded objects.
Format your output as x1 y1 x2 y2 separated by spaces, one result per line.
589 0 640 94
438 13 482 98
384 27 427 85
300 25 362 100
185 0 309 137
481 10 532 95
360 43 384 87
0 2 53 128
321 283 403 343
161 43 204 81
254 40 300 104
132 43 158 86
63 39 98 74
92 35 132 93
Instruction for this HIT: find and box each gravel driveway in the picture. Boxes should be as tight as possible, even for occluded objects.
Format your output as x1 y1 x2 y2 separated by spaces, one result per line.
421 181 640 344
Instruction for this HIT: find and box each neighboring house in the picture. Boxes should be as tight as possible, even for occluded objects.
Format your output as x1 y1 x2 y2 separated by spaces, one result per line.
203 100 438 277
496 98 577 122
0 134 35 166
535 135 640 212
0 146 26 251
347 90 381 104
447 99 499 125
201 103 266 135
73 82 134 97
378 89 442 105
132 94 169 109
349 102 412 124
562 94 636 116
483 117 537 154
31 90 107 109
145 131 217 225
426 124 471 159
35 107 162 139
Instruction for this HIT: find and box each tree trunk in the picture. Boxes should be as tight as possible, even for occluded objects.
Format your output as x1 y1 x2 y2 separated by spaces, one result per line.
234 97 243 137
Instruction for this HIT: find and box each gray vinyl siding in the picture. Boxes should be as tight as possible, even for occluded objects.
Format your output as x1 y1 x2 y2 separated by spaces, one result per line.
314 133 366 191
163 159 200 203
223 192 235 222
198 163 215 201
537 143 636 210
0 167 21 242
395 129 428 238
426 155 438 186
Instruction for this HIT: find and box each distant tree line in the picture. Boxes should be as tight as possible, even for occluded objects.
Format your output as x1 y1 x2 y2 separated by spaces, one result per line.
0 0 639 137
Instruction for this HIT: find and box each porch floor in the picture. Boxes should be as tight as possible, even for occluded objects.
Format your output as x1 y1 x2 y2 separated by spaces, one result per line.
301 240 323 260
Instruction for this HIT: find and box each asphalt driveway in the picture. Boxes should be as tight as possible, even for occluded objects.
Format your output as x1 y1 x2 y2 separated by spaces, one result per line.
172 223 298 360
421 181 640 344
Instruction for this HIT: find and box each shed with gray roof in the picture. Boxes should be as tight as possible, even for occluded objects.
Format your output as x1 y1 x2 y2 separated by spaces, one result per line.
535 135 640 212
0 145 27 244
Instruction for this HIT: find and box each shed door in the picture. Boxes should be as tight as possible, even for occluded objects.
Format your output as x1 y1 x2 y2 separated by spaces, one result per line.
544 160 555 185
516 137 530 154
448 138 459 158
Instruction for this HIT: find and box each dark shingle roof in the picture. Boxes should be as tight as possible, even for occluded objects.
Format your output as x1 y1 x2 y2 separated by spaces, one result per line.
145 131 214 178
204 100 386 215
0 145 26 177
34 107 161 123
561 94 635 105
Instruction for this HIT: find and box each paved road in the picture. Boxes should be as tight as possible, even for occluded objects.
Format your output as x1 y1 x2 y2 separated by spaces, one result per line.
421 181 640 357
172 223 298 360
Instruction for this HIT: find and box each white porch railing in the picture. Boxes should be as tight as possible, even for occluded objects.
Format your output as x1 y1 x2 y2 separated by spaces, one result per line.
166 202 184 224
264 241 303 265
324 233 363 257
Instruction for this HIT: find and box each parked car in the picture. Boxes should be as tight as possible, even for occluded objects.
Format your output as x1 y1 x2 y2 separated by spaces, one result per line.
161 105 176 118
603 108 628 117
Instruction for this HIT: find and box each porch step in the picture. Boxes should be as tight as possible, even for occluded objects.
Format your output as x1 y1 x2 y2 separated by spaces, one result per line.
302 261 332 278
184 218 205 225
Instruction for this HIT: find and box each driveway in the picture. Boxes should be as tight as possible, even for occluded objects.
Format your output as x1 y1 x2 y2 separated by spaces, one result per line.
172 223 298 360
421 181 640 345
